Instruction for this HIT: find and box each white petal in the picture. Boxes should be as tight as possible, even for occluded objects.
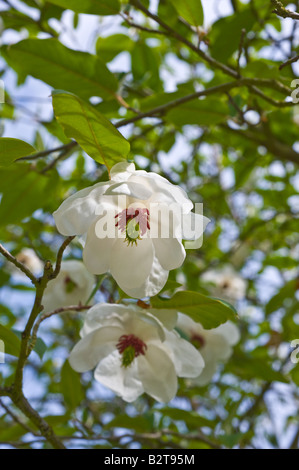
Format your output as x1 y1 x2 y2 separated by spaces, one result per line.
83 220 115 274
164 330 205 378
53 182 109 236
110 162 136 182
68 326 123 372
138 344 177 403
214 321 240 347
153 237 186 270
94 350 144 402
148 308 178 330
110 237 154 293
105 181 152 200
141 173 193 213
81 304 132 337
182 213 210 240
122 255 169 298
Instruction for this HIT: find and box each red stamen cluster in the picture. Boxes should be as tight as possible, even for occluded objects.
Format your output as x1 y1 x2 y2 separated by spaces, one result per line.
116 334 147 357
191 333 206 349
115 208 150 236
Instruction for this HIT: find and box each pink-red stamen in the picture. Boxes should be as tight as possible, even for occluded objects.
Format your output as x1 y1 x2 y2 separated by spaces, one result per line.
191 333 206 348
115 208 150 236
116 334 147 357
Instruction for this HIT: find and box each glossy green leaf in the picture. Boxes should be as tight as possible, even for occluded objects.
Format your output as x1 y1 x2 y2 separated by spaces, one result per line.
151 290 237 329
0 138 36 167
52 91 130 170
169 0 204 26
4 39 118 100
46 0 120 16
0 324 21 357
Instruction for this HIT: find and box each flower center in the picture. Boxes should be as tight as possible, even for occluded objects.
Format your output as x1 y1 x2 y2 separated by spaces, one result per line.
191 333 206 349
64 275 77 293
116 334 147 368
115 208 150 246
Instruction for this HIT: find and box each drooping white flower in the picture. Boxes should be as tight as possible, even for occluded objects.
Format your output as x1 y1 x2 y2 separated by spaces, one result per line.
201 265 247 303
176 313 240 386
42 260 95 313
53 162 210 298
68 304 204 403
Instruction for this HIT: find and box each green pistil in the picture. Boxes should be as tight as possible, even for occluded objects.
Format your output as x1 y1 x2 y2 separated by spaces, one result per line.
125 220 141 246
64 277 77 293
121 345 136 368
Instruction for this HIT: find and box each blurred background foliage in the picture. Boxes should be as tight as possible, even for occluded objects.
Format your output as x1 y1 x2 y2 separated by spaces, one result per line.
0 0 299 449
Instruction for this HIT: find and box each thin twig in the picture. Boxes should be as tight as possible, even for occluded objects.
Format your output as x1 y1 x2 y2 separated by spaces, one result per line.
279 54 299 70
0 244 37 285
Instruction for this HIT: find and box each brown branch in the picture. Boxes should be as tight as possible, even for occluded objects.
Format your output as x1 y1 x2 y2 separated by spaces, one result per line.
279 54 299 70
16 141 77 161
0 244 37 285
272 0 299 20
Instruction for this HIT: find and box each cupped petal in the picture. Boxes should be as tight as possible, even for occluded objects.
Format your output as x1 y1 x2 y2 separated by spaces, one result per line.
81 304 133 337
68 326 123 372
110 162 136 182
134 172 193 213
110 237 154 293
138 344 178 403
53 182 110 236
83 219 115 274
94 350 144 402
163 330 205 378
214 321 240 347
105 181 152 200
153 237 186 270
122 255 169 298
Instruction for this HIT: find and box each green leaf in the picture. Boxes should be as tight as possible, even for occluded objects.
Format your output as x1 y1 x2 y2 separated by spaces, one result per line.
151 290 237 329
210 10 256 62
34 337 47 360
4 38 118 100
52 91 130 170
229 353 288 383
46 0 120 16
0 164 59 226
0 138 36 167
169 0 204 26
265 279 297 316
60 359 84 410
167 98 228 126
96 34 134 63
0 324 21 357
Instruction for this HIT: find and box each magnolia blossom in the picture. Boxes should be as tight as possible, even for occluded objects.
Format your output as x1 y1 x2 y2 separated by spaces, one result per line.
42 260 95 313
177 313 240 386
68 304 204 403
201 265 247 303
53 162 209 298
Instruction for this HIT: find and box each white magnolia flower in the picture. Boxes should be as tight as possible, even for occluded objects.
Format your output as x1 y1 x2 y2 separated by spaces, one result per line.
42 260 95 313
177 313 240 386
53 162 209 298
201 265 247 303
15 248 43 275
69 304 204 403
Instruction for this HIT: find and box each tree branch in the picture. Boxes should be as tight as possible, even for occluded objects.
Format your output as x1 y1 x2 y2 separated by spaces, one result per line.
0 244 37 285
272 0 299 20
